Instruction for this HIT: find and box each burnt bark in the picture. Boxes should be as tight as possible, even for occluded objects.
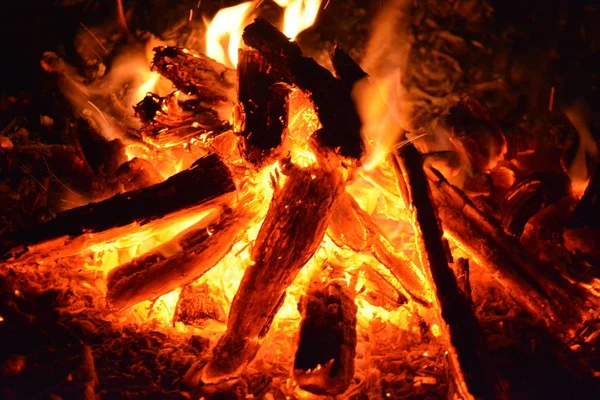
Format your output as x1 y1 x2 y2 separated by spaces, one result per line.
1 153 235 260
236 49 289 166
197 164 345 383
106 206 254 311
392 143 503 400
293 265 358 395
242 19 364 161
174 283 227 327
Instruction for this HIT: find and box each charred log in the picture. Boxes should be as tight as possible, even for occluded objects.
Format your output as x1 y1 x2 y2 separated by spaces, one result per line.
500 171 571 237
1 153 235 259
455 258 472 304
236 49 289 166
428 167 598 326
106 206 254 311
293 264 358 395
242 19 364 161
197 163 345 383
151 46 236 104
392 143 503 400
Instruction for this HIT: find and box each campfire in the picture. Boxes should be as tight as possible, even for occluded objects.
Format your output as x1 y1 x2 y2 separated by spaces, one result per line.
1 0 600 399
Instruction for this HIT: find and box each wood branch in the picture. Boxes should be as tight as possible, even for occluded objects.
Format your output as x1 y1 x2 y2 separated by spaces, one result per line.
173 283 227 327
327 191 431 305
392 143 503 400
107 206 255 311
236 49 289 166
1 153 235 260
293 264 358 395
427 166 599 326
152 46 236 104
198 163 345 383
500 171 570 237
242 19 364 161
360 263 408 309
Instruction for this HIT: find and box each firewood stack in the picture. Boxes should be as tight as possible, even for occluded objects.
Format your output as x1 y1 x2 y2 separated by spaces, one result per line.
2 17 600 400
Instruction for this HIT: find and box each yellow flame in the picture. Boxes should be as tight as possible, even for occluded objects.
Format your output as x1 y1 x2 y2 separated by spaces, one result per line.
205 1 255 68
274 0 323 40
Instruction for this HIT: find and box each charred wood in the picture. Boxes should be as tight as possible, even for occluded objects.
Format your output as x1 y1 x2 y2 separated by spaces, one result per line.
198 164 345 383
428 167 599 326
330 44 368 89
114 157 163 192
1 153 235 259
151 46 236 104
242 19 364 161
455 258 472 304
392 143 503 400
361 263 409 309
293 264 358 395
500 171 571 238
106 206 253 311
236 49 289 166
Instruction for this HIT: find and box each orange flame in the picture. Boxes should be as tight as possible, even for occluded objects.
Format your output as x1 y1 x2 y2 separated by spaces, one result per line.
205 1 255 68
274 0 323 40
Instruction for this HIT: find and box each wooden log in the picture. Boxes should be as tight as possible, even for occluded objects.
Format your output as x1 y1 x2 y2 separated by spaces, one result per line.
455 258 472 303
293 264 358 395
242 19 364 161
500 171 570 237
571 162 600 228
392 143 504 400
151 46 236 104
236 49 289 166
197 163 345 383
1 153 235 260
106 206 255 311
427 166 598 326
360 263 408 310
327 191 431 306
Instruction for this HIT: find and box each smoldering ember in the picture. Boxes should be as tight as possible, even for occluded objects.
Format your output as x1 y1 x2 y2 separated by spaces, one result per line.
0 0 599 399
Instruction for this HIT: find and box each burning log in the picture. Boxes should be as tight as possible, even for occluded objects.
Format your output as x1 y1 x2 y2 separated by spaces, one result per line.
328 191 432 305
151 46 236 104
427 167 598 326
242 19 364 161
236 49 289 166
293 264 358 395
198 162 345 383
330 44 368 88
1 153 235 260
392 143 503 400
106 206 255 311
500 171 570 237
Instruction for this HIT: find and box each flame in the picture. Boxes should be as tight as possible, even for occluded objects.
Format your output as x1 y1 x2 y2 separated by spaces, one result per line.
274 0 323 40
564 100 598 197
205 1 255 68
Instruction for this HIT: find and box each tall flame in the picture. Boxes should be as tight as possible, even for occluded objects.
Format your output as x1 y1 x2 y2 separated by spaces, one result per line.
205 1 255 68
206 0 323 68
274 0 323 40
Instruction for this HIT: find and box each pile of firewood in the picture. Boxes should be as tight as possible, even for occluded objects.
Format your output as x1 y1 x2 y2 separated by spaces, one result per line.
2 16 600 399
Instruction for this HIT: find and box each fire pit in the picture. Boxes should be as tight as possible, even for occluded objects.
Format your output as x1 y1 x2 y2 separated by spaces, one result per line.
1 0 599 399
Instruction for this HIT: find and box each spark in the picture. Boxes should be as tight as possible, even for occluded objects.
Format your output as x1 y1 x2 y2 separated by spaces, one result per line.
19 166 48 191
549 86 555 112
41 155 81 197
87 100 111 128
324 0 331 9
116 0 130 35
189 9 193 21
79 22 107 53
